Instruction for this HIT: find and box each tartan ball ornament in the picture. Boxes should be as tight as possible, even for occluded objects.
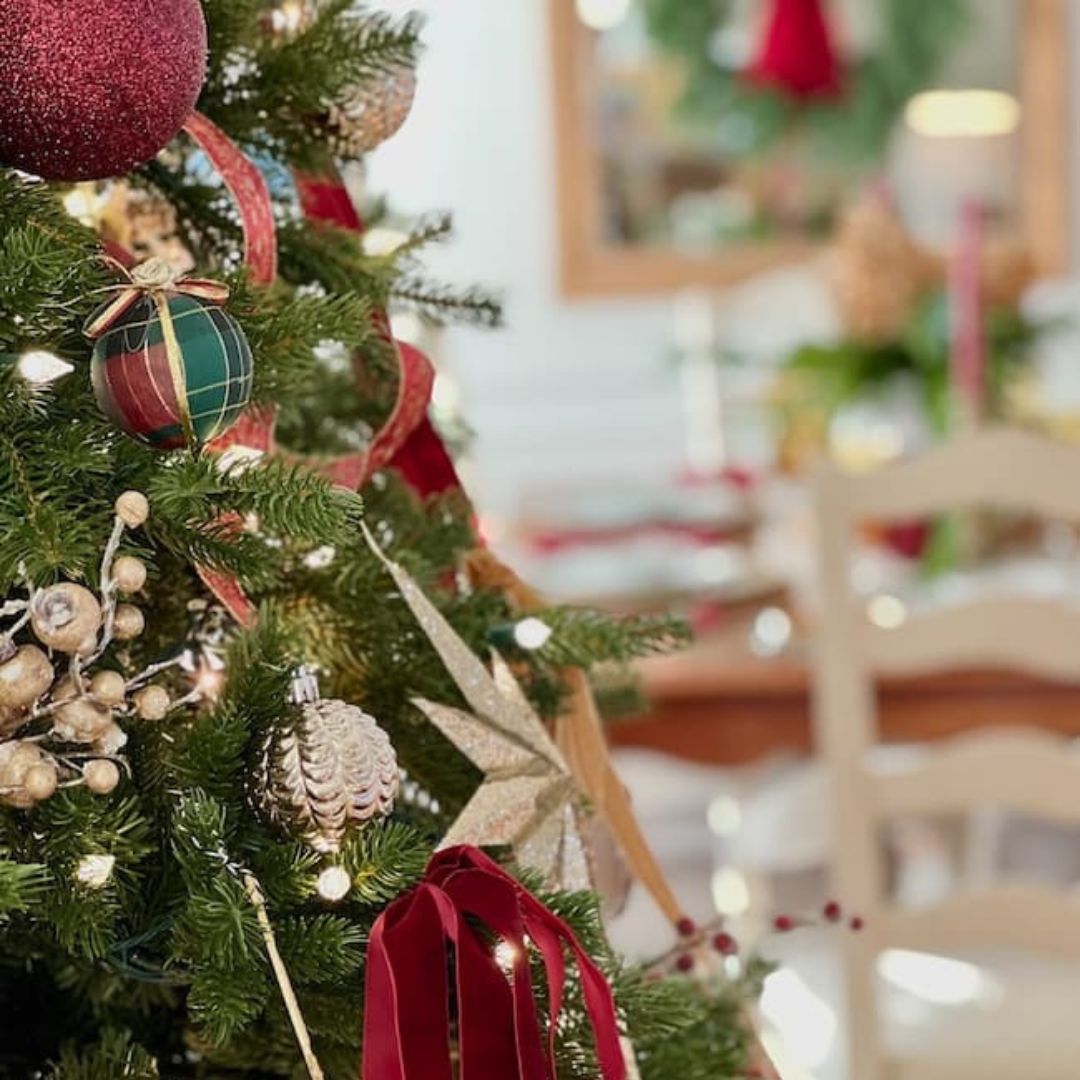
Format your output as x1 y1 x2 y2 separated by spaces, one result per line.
87 261 253 451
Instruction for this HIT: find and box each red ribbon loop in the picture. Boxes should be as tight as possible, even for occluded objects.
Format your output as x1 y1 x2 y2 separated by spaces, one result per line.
362 846 627 1080
183 111 278 286
293 168 462 497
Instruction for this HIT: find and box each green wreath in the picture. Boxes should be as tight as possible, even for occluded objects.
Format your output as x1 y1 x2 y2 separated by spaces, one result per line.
643 0 969 165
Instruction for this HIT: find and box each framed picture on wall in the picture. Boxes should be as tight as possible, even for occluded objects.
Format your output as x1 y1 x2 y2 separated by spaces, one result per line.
550 0 1069 297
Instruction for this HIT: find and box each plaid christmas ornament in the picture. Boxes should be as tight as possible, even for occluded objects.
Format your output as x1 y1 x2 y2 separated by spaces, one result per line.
86 260 253 450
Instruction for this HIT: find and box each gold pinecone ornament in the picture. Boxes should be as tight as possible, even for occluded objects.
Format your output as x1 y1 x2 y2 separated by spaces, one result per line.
260 674 399 853
324 64 417 159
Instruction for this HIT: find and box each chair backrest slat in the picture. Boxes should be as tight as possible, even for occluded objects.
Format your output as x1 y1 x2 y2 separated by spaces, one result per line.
883 883 1080 956
864 597 1080 682
844 426 1080 521
874 730 1080 823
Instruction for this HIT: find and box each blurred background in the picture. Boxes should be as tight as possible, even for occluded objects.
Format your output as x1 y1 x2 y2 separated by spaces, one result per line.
361 2 1080 1077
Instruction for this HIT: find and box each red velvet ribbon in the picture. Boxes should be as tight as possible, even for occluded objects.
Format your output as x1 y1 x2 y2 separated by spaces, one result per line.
363 846 627 1080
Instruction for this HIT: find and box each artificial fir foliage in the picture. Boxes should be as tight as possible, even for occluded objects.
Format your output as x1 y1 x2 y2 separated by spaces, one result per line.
0 3 756 1077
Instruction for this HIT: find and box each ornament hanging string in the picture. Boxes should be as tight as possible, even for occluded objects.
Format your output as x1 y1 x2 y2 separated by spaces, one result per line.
363 845 626 1080
243 873 325 1080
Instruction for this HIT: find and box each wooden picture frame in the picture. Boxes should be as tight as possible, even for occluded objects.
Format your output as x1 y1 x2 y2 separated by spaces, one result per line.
549 0 1070 299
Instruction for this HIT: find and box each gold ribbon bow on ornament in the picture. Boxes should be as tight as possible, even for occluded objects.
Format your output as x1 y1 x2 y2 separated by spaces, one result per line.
83 257 230 339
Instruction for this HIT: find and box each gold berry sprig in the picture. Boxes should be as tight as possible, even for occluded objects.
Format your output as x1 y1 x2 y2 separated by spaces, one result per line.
0 492 197 808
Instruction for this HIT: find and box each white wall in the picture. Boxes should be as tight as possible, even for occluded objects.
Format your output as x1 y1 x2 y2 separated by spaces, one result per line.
368 0 1077 518
369 0 690 520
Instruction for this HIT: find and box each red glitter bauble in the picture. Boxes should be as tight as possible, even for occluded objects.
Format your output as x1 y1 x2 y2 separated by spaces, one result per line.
0 0 207 181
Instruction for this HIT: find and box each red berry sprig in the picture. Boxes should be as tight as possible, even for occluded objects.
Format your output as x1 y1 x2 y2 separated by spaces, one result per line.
676 916 697 938
713 932 738 955
657 915 747 977
675 953 695 973
769 901 863 937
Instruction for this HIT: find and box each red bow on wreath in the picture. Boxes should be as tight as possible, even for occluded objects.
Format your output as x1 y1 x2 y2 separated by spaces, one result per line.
363 846 627 1080
745 0 842 101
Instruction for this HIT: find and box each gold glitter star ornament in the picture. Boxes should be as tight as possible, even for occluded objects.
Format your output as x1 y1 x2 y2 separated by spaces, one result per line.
362 525 591 892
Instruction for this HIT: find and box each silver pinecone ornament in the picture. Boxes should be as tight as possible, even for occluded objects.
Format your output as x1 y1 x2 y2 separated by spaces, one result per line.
260 670 399 852
325 64 417 158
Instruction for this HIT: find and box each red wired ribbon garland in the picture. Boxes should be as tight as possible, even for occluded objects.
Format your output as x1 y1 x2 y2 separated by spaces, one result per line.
363 846 626 1080
160 116 448 622
294 171 463 498
184 112 279 284
176 113 277 624
199 166 455 623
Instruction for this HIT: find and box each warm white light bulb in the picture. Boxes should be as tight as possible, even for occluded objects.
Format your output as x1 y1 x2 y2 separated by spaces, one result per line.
905 90 1020 139
18 350 74 385
75 853 116 889
362 227 409 256
494 939 521 974
62 186 98 224
194 661 228 702
317 865 352 902
868 594 907 631
750 607 792 657
513 617 553 651
710 866 750 917
575 0 632 32
706 794 742 838
303 545 337 569
272 0 309 35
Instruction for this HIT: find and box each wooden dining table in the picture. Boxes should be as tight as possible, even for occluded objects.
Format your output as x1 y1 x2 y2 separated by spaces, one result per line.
616 620 1080 766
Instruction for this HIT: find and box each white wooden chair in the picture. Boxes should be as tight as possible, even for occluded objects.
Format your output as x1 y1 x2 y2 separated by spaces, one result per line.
815 426 1080 1080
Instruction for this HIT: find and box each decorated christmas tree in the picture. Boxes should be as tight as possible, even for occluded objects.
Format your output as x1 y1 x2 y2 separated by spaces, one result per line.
0 3 761 1077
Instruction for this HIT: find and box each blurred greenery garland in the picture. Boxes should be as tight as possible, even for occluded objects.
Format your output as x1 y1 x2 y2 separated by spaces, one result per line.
784 294 1042 436
642 0 969 165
